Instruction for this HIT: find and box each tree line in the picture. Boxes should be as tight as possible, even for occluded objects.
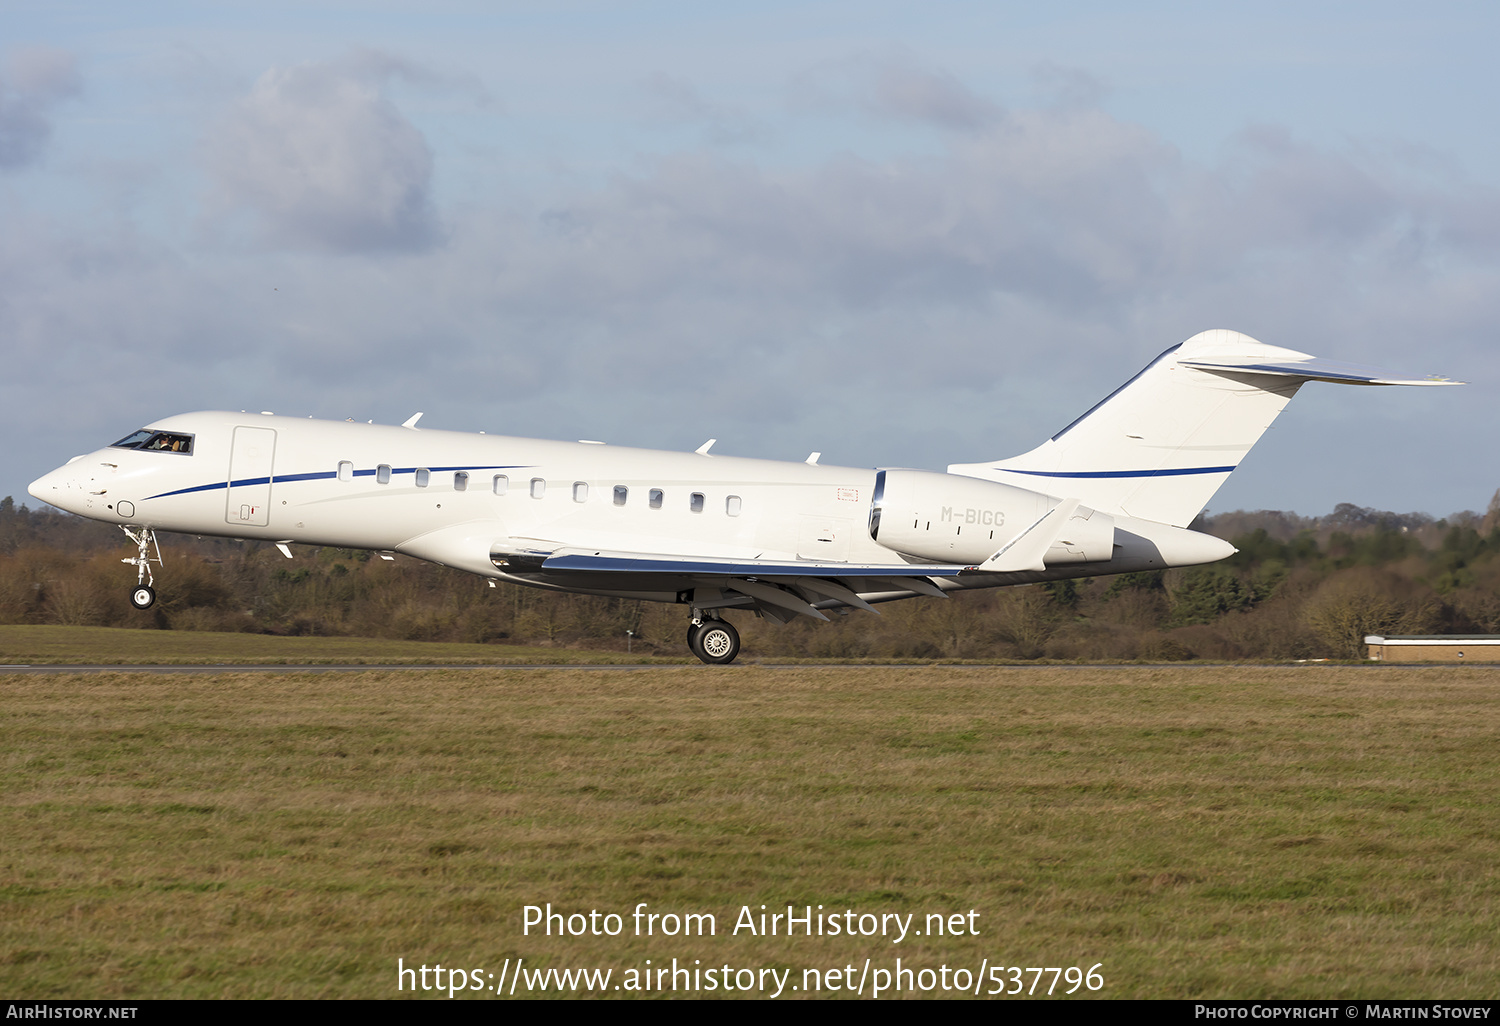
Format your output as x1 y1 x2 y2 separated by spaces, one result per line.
3 493 1498 660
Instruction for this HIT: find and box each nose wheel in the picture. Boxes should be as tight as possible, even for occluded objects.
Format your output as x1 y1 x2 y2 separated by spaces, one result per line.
121 526 162 610
687 617 740 665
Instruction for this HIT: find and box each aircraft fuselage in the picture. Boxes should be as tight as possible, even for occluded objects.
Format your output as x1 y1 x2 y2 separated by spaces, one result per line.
31 331 1451 662
28 410 1229 601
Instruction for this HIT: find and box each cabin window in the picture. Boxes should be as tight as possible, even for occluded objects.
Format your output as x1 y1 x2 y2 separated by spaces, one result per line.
454 471 468 492
613 485 628 506
492 474 508 495
415 468 430 488
573 481 588 503
338 461 354 482
690 492 705 513
726 495 742 517
530 477 546 499
649 488 663 510
376 464 392 485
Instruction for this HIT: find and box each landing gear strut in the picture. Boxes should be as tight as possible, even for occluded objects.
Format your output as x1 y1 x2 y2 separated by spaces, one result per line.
121 526 162 610
687 615 740 665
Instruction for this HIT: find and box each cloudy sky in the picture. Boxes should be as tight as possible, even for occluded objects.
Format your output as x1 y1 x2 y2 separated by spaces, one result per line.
5 1 1495 519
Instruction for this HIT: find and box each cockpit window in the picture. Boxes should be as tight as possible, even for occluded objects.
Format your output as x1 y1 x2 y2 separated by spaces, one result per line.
110 430 194 454
110 430 154 449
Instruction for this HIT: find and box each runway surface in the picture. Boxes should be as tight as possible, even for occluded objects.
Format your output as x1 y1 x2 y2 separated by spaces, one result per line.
0 663 673 673
0 661 1437 674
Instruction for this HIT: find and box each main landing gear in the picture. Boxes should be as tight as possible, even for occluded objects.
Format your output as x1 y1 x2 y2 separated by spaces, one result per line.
687 616 740 665
121 526 162 610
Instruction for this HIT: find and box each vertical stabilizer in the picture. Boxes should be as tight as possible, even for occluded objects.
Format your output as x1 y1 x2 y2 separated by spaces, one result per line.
947 329 1460 528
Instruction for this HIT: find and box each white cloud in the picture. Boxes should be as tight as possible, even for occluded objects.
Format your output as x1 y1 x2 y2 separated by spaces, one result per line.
0 46 79 170
5 58 1496 517
792 52 1004 131
203 52 440 252
637 73 767 146
866 60 1003 130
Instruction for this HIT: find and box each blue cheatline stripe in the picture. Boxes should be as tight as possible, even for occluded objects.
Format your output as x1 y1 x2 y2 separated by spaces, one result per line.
269 471 337 484
542 553 968 577
998 465 1236 480
146 480 231 498
145 465 527 500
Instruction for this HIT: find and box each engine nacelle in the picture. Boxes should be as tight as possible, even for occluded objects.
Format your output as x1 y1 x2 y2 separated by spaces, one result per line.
868 469 1115 566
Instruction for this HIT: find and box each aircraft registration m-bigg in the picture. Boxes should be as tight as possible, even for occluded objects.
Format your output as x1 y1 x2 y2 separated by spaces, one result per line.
29 330 1459 663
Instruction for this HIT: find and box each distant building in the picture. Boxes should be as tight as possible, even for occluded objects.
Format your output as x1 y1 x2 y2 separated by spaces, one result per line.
1365 635 1500 662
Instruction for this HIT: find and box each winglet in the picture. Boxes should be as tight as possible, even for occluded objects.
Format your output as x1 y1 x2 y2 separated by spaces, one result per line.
977 499 1081 573
402 412 424 429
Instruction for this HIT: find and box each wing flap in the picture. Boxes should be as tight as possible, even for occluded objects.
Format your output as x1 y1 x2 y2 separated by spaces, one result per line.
723 577 831 621
789 577 880 613
534 549 961 619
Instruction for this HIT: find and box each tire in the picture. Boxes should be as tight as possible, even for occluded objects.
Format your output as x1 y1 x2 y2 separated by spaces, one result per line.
695 620 739 665
130 585 156 610
686 622 704 659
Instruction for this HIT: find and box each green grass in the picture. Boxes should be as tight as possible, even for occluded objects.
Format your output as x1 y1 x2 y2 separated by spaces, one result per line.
2 665 1498 998
0 625 688 665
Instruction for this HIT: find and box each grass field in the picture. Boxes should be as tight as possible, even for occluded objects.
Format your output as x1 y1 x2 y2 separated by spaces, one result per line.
2 664 1497 999
0 624 689 665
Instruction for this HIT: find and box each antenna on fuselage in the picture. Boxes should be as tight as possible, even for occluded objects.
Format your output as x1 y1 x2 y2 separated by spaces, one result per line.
402 412 424 428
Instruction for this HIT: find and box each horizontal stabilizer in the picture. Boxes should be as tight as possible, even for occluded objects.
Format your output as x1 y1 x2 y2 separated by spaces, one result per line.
1180 356 1463 387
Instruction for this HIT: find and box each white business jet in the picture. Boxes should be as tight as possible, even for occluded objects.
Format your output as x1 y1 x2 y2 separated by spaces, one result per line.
28 330 1458 663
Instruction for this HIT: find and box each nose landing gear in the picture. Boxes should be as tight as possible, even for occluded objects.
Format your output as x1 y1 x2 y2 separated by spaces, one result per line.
121 526 162 610
687 615 740 665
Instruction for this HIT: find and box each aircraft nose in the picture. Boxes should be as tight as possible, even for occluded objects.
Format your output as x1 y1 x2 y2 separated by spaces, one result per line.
29 464 82 513
29 467 60 502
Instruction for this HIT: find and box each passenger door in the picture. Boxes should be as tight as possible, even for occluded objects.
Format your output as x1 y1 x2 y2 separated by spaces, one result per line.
226 426 276 527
